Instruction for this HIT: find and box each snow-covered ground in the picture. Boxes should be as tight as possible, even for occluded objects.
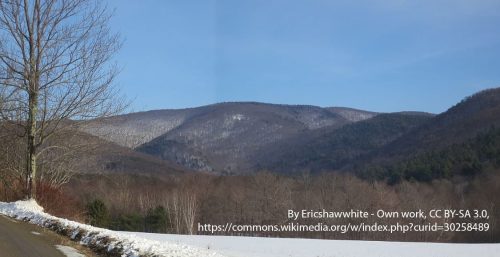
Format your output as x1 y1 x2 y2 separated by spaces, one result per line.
1 200 499 257
123 232 500 257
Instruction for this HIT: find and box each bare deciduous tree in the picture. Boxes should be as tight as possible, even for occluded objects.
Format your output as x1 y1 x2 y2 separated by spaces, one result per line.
180 191 197 235
0 0 123 199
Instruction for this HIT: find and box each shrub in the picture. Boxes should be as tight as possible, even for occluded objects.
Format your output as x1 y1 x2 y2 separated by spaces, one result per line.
36 182 84 221
112 213 144 232
145 206 168 233
87 199 110 228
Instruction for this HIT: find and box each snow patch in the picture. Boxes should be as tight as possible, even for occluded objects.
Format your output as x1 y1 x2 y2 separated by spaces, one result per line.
31 231 41 235
55 245 85 257
223 114 246 128
232 114 244 121
13 199 44 213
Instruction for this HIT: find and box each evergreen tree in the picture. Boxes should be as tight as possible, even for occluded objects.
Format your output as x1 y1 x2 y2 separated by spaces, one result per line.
87 199 110 228
145 206 169 233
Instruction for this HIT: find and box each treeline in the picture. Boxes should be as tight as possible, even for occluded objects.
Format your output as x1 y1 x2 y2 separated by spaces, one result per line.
359 127 500 183
65 170 499 243
1 160 498 242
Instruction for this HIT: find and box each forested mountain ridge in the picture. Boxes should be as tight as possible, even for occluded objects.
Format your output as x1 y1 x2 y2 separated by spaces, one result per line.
358 127 500 183
83 102 363 148
81 88 500 179
84 102 375 173
355 88 500 182
253 112 433 174
373 88 500 159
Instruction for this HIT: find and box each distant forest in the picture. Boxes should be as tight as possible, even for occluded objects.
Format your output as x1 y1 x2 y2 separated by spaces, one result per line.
359 127 500 183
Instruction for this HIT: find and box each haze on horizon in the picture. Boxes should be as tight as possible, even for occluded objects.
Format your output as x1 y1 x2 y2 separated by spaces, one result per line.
108 0 500 114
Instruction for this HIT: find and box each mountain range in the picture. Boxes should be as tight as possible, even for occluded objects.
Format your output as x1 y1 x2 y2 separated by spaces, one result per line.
80 88 500 180
82 102 376 174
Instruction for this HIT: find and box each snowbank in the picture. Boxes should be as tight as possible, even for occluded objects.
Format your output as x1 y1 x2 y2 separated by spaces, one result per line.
0 200 225 257
1 200 499 257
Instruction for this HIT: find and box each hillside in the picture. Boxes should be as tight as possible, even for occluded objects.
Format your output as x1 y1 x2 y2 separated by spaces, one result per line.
81 108 199 148
355 88 500 181
81 88 500 178
24 128 187 178
82 103 372 149
85 102 374 173
326 107 378 122
358 126 500 183
254 113 433 174
376 88 500 158
135 103 352 173
69 130 187 177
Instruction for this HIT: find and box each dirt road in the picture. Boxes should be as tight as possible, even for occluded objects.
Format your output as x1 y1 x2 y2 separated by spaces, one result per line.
0 214 83 257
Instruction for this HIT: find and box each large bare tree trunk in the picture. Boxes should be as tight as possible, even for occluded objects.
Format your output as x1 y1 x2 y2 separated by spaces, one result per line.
26 91 37 198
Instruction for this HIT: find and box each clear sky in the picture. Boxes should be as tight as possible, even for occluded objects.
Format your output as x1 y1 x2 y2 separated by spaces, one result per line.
108 0 500 113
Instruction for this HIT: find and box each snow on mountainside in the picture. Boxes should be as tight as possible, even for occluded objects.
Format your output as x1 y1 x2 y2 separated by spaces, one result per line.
83 102 367 149
135 103 351 173
82 102 376 173
1 200 499 257
81 108 196 148
326 107 378 122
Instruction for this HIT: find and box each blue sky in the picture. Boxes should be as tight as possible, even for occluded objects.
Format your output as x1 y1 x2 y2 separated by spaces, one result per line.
108 0 500 113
